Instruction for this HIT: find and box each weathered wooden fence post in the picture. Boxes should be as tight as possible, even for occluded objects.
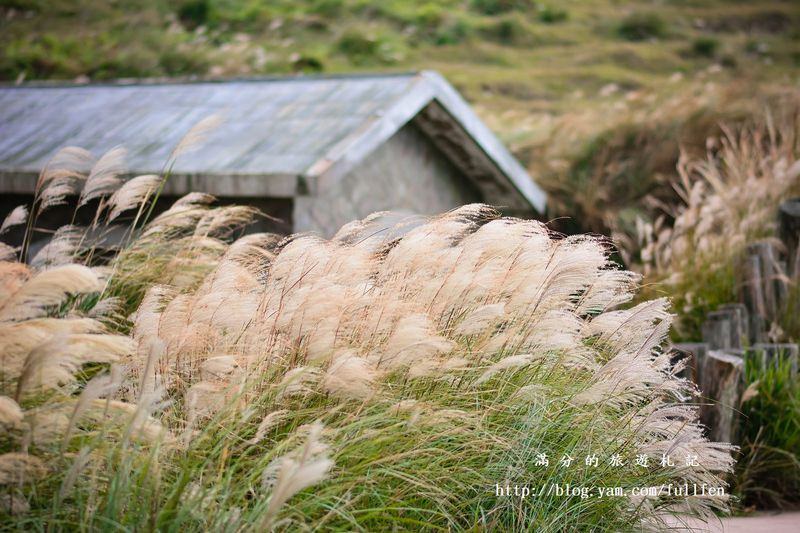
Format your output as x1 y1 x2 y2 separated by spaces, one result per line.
779 198 800 280
749 343 799 377
699 350 744 444
691 201 800 445
701 303 749 350
672 342 708 384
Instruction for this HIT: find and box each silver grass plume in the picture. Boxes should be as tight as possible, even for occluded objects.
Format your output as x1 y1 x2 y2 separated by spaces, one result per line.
260 422 333 527
0 205 28 235
114 203 736 527
107 174 163 221
171 114 224 160
35 147 93 211
79 146 127 207
0 264 100 322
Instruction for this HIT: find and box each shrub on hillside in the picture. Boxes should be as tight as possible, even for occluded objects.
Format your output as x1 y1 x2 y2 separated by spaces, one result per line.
691 37 719 58
470 0 529 16
336 31 401 64
309 0 344 18
538 5 568 24
433 16 473 46
177 0 210 30
618 13 666 41
480 16 534 46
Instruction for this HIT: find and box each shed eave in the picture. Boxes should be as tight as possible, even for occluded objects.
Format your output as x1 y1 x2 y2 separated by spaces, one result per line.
302 71 547 214
0 169 299 199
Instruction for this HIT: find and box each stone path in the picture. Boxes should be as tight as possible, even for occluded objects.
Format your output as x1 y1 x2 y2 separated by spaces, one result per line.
714 512 800 532
671 512 800 532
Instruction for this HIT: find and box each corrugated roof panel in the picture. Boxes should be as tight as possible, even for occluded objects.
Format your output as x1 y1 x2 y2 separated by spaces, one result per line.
0 72 546 213
0 74 417 176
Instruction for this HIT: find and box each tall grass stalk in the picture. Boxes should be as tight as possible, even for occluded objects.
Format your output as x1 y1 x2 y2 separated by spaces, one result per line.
735 351 800 509
636 101 800 339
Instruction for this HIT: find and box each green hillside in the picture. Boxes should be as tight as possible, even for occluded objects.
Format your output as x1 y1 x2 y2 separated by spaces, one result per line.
2 1 797 114
2 0 798 236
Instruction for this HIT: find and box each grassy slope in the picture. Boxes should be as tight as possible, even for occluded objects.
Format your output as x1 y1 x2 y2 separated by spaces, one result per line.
1 1 798 235
2 0 797 128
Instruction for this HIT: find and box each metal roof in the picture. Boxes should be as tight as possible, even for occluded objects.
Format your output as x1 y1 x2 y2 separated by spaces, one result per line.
0 71 545 213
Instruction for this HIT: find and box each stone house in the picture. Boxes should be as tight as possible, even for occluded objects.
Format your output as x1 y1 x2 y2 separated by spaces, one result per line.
0 71 545 237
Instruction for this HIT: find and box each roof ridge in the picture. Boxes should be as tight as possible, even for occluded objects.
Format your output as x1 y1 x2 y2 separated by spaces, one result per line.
0 71 421 90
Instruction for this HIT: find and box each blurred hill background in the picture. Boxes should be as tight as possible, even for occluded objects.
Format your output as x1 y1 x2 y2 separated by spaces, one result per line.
1 0 798 241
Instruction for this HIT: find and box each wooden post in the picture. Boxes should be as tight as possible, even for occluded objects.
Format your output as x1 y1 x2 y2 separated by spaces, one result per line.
742 254 767 343
747 242 781 321
750 343 799 377
742 240 790 342
701 304 748 350
778 198 800 280
699 350 744 444
672 342 708 385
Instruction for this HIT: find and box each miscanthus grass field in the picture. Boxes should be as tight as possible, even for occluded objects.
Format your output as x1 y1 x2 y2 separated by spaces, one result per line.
0 133 737 531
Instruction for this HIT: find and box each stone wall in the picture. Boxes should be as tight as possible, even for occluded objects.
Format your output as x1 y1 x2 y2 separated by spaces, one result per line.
293 120 483 236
